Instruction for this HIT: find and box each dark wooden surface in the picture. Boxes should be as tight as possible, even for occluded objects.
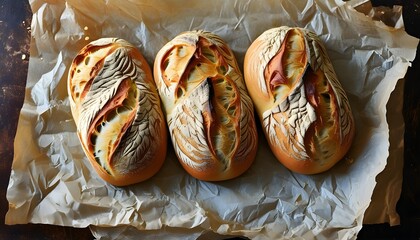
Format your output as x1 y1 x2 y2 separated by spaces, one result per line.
0 1 418 239
0 1 93 239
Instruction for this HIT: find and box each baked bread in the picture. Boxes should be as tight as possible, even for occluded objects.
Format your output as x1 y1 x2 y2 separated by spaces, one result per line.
68 38 167 186
244 27 355 174
153 30 258 181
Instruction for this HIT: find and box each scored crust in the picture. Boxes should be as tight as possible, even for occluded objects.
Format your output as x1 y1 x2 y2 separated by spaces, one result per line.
154 30 258 181
68 38 167 186
244 27 355 174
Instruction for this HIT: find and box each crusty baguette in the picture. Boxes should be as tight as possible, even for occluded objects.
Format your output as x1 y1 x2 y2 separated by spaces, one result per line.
244 27 355 174
154 30 258 181
68 38 167 186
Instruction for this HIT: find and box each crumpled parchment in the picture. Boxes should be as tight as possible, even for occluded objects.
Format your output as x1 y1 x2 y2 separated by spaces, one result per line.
6 0 419 239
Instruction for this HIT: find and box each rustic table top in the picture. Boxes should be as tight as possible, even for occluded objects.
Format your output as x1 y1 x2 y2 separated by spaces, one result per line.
0 1 418 239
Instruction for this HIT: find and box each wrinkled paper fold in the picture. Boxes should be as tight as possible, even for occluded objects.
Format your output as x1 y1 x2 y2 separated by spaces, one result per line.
6 0 419 239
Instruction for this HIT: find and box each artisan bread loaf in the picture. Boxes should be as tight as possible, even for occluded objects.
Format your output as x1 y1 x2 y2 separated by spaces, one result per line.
154 30 258 181
244 27 355 174
68 38 167 186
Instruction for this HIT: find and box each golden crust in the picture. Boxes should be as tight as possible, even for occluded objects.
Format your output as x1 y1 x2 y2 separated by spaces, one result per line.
68 38 167 186
244 27 355 174
154 30 258 181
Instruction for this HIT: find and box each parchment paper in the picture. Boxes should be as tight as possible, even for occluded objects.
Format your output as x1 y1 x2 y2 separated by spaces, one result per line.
350 0 406 226
6 0 419 239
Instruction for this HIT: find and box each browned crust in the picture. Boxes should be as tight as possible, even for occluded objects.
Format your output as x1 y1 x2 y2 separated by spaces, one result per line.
244 27 355 174
154 31 258 181
69 39 167 186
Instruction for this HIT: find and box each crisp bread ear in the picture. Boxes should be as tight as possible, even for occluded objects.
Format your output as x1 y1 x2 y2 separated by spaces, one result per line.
265 28 308 104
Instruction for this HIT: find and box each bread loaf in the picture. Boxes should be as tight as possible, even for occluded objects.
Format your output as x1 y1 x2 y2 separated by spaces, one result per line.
68 38 167 186
244 27 355 174
154 30 258 181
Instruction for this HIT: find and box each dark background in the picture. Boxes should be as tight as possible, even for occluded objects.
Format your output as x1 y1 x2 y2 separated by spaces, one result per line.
0 1 419 239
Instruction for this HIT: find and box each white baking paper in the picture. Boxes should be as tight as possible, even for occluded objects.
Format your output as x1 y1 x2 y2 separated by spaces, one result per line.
6 0 419 239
